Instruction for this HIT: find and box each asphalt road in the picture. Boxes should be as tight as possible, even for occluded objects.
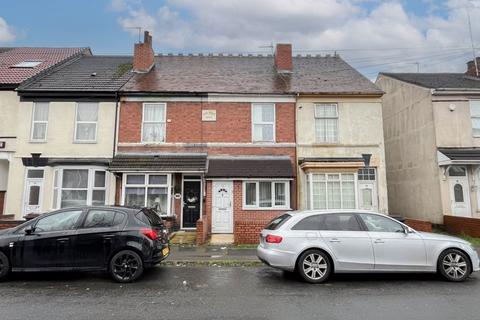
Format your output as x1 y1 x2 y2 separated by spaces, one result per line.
0 266 478 320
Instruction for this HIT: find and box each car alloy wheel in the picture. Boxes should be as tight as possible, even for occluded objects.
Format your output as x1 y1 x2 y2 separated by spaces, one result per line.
0 252 10 281
438 249 471 282
110 250 144 283
297 249 331 284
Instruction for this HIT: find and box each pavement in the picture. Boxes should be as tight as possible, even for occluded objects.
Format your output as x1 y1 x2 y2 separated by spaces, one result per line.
166 245 259 265
0 266 479 320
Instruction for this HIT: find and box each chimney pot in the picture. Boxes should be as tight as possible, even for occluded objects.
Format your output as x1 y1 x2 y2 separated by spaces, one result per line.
466 57 480 77
133 30 155 73
274 43 293 73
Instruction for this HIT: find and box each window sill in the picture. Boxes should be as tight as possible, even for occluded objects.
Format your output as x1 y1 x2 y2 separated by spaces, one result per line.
242 206 291 211
140 141 166 145
29 140 47 144
252 141 276 144
73 141 98 144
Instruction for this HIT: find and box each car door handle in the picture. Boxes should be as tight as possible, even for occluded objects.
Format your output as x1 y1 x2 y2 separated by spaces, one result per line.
374 239 385 244
103 234 114 242
57 238 70 243
329 238 341 243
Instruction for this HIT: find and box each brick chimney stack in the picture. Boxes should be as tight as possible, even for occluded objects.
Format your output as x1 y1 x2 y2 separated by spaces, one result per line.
466 58 480 77
133 31 154 73
274 43 293 73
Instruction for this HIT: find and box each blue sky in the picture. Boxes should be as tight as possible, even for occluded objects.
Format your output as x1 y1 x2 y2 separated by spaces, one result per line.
0 0 478 75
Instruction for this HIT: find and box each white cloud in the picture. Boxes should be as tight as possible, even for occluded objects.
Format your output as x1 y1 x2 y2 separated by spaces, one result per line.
113 0 480 74
0 17 15 43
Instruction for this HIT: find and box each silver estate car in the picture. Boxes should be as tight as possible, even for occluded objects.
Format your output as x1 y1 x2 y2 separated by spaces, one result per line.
257 210 480 283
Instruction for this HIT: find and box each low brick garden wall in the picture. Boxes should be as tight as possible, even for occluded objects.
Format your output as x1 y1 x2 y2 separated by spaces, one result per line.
196 218 209 245
0 219 23 230
444 215 480 238
404 218 432 232
234 220 270 244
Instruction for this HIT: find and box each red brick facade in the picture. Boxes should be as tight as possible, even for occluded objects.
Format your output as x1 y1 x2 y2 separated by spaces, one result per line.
117 99 296 244
404 218 432 232
118 101 295 144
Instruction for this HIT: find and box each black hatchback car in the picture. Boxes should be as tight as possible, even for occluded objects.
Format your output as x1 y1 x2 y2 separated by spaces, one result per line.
0 206 170 282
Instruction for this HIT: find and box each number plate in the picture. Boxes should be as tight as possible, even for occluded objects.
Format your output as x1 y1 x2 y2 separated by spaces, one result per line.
162 247 170 256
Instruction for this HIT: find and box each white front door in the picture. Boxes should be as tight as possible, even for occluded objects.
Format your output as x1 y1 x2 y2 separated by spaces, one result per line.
449 172 471 217
23 179 43 215
212 181 233 233
358 181 377 210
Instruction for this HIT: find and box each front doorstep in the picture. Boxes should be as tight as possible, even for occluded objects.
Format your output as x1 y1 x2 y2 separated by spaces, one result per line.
210 234 234 245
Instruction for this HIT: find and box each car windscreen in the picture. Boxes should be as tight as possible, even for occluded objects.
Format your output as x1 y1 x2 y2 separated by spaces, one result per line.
135 208 164 227
265 214 291 230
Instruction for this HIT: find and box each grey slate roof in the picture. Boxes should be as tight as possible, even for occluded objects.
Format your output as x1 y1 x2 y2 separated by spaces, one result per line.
206 157 294 178
438 148 480 161
380 73 480 90
121 55 382 95
109 154 207 172
18 55 133 94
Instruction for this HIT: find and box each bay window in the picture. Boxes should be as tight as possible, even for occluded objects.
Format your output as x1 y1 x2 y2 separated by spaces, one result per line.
123 173 171 216
243 181 289 209
252 103 275 142
306 173 356 209
53 167 107 209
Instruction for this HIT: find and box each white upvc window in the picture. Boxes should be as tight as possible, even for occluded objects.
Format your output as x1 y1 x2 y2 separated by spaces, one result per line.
142 103 166 143
315 103 338 143
122 173 172 216
306 173 356 209
52 167 107 209
31 102 49 141
74 102 98 142
243 180 290 209
252 103 275 142
470 100 480 137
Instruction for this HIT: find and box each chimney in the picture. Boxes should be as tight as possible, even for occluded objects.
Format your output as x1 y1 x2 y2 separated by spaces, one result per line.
466 57 480 77
133 31 154 73
274 43 292 73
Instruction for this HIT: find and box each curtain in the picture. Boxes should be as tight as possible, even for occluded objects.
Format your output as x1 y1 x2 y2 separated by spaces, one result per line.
143 123 165 142
274 183 286 206
77 103 98 121
245 182 256 205
147 187 168 214
259 182 272 207
144 104 165 121
34 103 49 121
62 169 88 188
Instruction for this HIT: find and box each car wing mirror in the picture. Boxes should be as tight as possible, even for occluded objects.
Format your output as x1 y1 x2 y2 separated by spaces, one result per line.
404 226 414 235
24 226 35 235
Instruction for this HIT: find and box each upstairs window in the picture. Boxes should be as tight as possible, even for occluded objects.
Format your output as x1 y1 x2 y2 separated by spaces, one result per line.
142 103 166 143
470 101 480 137
315 103 338 143
252 103 275 142
75 102 98 142
31 102 49 141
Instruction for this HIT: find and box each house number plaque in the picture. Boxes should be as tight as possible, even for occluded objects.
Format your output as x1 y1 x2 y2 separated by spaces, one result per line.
202 110 216 121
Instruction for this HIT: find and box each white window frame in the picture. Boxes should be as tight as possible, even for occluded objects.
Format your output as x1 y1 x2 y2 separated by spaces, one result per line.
251 103 276 143
242 180 290 210
52 166 108 209
121 173 172 217
306 172 358 210
470 100 480 137
74 102 99 143
30 102 49 142
314 103 339 143
141 103 167 143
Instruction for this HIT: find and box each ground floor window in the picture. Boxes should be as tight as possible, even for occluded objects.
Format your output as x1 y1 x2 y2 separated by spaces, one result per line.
306 173 356 209
53 167 107 209
122 173 171 216
243 180 290 209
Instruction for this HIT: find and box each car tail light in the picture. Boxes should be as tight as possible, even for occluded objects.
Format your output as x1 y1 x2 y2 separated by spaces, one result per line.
141 228 158 240
265 234 283 243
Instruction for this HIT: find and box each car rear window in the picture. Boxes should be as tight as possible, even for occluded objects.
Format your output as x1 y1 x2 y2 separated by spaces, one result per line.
135 208 164 227
265 214 291 230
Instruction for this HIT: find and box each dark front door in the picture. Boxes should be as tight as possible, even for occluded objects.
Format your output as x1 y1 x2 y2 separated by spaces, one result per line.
182 180 201 228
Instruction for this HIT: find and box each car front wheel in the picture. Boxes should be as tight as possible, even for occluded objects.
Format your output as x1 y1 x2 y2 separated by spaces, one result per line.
0 251 10 281
297 249 332 284
109 250 144 283
438 249 471 282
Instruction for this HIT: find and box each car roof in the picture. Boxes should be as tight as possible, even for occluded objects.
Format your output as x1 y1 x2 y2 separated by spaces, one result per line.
43 205 142 216
286 209 386 217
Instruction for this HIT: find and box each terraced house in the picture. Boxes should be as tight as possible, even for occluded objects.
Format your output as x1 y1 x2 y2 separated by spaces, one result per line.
0 47 90 218
112 32 387 244
11 53 133 218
